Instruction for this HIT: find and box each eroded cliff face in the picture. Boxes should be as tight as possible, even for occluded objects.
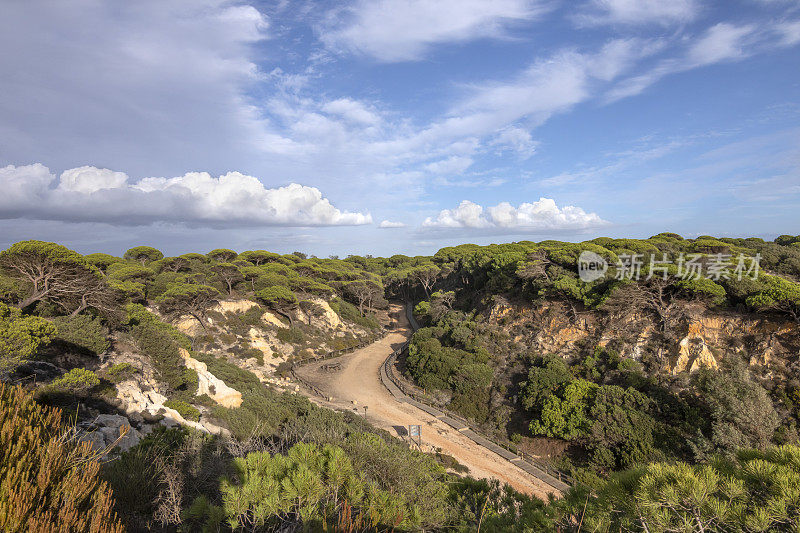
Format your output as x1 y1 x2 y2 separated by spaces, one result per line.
170 298 373 371
489 299 799 376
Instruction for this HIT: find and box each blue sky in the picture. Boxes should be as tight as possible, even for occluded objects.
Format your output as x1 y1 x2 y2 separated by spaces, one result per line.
0 0 798 257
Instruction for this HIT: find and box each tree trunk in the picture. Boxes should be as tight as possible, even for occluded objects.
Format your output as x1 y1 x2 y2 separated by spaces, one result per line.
16 293 42 310
272 308 293 327
191 312 208 331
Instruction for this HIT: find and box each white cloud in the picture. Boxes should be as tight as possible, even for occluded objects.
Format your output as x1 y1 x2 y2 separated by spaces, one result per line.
58 166 129 193
489 126 539 158
605 23 758 102
776 20 800 46
322 98 382 125
386 38 654 157
320 0 546 62
424 156 474 174
0 164 371 227
424 200 490 228
378 220 406 228
687 23 755 65
576 0 698 26
422 198 607 231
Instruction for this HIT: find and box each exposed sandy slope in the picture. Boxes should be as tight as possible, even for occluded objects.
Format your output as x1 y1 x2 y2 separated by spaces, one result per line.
294 307 561 499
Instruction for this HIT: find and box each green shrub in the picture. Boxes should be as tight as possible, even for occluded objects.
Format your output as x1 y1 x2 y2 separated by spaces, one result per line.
125 303 191 349
221 442 408 530
48 368 101 392
51 314 110 355
0 384 124 532
329 298 380 329
104 362 136 383
561 445 800 531
276 327 305 344
0 302 56 378
125 304 189 390
192 353 262 392
164 399 201 422
275 360 293 377
183 495 225 533
102 426 189 527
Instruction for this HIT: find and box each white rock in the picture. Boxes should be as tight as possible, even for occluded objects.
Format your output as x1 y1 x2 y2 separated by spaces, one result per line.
179 348 243 408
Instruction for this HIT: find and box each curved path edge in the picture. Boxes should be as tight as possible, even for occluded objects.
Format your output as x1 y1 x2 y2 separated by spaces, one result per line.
379 303 572 494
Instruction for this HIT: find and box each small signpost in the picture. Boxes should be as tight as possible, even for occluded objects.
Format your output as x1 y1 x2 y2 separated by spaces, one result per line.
408 424 421 448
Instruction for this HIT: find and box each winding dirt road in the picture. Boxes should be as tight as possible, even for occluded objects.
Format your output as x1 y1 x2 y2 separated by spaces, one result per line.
294 305 562 499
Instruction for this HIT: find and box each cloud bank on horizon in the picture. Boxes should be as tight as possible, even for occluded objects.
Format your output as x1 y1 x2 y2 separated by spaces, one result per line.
0 164 371 227
0 0 798 254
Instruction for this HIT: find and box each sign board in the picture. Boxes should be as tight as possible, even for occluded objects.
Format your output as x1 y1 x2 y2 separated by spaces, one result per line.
408 424 421 447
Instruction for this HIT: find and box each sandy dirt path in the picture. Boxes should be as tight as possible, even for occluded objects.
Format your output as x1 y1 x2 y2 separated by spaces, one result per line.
294 308 561 499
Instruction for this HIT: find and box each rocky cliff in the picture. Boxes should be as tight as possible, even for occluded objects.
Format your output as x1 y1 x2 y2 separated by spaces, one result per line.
489 299 799 377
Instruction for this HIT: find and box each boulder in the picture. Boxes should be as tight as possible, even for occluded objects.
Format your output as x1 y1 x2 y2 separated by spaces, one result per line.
82 413 143 452
79 431 106 453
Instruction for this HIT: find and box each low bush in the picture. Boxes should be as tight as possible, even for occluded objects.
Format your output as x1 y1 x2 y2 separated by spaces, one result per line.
275 360 293 377
221 442 409 531
192 353 262 392
102 426 190 529
164 399 201 422
276 327 305 344
104 362 136 383
0 302 56 379
329 298 380 330
51 314 110 355
48 368 101 392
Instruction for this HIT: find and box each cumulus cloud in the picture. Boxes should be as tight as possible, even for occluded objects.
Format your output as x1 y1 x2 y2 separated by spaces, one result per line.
0 164 371 227
422 198 607 232
320 0 546 62
576 0 698 26
378 220 406 228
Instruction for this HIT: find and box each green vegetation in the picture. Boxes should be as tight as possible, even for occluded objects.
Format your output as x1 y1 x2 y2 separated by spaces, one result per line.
123 245 164 265
51 314 110 355
558 445 800 531
46 368 101 392
125 303 192 390
3 235 800 531
275 326 306 344
164 398 201 422
220 442 409 530
329 297 380 329
0 302 56 378
104 362 136 383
